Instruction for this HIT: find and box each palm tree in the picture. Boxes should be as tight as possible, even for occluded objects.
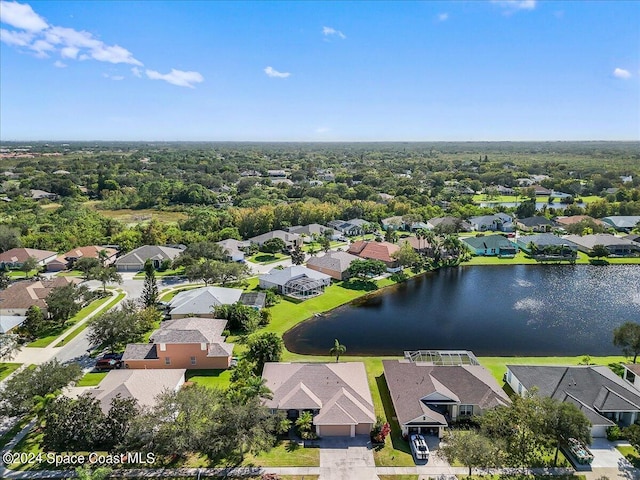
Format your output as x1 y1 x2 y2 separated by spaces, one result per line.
330 338 346 362
241 375 273 401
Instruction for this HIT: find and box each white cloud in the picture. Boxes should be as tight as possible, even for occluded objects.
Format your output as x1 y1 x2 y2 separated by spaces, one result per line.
613 68 632 79
492 0 537 12
29 38 53 57
437 13 449 22
0 26 32 45
90 43 141 65
60 46 78 59
145 68 204 88
323 26 346 39
103 73 124 81
264 66 290 78
0 0 48 31
53 60 66 68
131 66 142 77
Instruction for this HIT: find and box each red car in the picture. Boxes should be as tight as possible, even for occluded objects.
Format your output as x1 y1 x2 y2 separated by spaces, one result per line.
95 353 123 371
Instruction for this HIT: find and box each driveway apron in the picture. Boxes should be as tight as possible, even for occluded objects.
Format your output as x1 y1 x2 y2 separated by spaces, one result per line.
319 436 379 480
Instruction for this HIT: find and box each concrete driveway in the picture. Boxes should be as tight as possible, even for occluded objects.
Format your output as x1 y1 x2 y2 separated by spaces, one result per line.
589 438 633 468
319 436 379 480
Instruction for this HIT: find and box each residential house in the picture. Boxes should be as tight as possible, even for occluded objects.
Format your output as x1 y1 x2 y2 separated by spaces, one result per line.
267 169 288 178
384 351 510 438
601 216 640 233
115 245 184 272
347 240 400 271
0 277 78 318
461 235 517 257
288 224 337 241
554 215 605 229
0 247 57 270
624 234 640 244
506 365 640 437
327 219 370 237
468 213 514 233
426 217 472 233
216 238 250 262
258 266 331 299
623 364 640 391
168 286 243 319
306 251 360 281
122 317 234 370
530 185 552 196
399 236 433 255
490 185 515 195
62 246 118 267
248 230 303 249
381 217 428 232
562 234 640 256
30 189 58 201
516 216 555 233
261 362 375 437
88 369 185 414
517 233 579 258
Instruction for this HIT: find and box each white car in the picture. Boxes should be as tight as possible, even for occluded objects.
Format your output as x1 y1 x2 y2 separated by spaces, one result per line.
410 434 430 461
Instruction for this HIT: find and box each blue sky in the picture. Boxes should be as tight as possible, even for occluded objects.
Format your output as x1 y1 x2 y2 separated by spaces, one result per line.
1 0 638 141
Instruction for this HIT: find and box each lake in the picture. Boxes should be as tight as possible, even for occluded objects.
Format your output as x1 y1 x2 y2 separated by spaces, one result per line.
283 265 640 356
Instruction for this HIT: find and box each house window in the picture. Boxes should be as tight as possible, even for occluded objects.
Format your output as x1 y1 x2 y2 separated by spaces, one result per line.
159 343 166 352
165 357 171 365
518 383 523 395
459 405 473 416
190 356 197 366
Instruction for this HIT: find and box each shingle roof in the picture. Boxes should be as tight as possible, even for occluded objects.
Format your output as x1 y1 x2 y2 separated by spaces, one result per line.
507 365 640 426
248 230 301 245
519 233 579 249
601 216 640 229
0 277 77 310
517 216 555 227
383 360 511 426
0 247 57 264
151 317 228 344
115 245 183 268
554 215 604 227
306 251 360 273
122 343 159 361
262 362 375 426
169 287 243 315
462 235 516 250
562 234 640 250
62 246 118 260
90 368 185 414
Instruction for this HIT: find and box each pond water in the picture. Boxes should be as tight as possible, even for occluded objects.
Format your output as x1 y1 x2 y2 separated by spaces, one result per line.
283 265 640 356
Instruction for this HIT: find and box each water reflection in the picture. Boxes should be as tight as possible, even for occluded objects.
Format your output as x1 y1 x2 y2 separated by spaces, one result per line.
283 265 640 356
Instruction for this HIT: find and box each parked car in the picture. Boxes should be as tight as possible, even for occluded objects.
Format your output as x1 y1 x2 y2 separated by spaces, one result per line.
95 353 123 371
410 433 430 461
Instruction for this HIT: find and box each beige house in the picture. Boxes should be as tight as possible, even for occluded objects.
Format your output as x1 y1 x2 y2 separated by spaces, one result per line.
262 362 375 437
0 277 78 317
122 317 234 370
89 369 185 414
306 251 360 280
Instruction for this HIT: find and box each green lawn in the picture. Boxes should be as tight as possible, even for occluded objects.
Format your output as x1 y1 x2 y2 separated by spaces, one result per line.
242 439 320 467
29 292 124 348
7 269 39 279
186 369 233 390
617 445 640 467
247 252 290 264
0 415 33 449
54 292 126 347
77 371 108 386
463 251 640 266
0 362 21 381
55 270 84 277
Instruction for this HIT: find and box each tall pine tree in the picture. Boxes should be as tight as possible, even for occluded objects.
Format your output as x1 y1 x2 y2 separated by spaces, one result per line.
141 259 159 308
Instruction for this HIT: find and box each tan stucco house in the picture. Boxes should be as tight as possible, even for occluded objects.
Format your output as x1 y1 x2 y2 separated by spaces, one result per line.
122 317 234 370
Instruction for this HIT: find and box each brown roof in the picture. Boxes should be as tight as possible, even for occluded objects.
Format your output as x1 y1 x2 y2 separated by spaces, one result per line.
383 360 511 427
399 237 433 251
554 215 605 226
62 246 118 260
0 248 57 263
347 240 400 263
625 364 640 376
0 277 77 310
262 362 375 426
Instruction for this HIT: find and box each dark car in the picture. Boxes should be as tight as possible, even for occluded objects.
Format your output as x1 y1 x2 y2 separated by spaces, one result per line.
95 353 123 371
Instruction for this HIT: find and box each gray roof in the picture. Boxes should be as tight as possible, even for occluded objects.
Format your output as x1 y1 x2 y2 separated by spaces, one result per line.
122 343 159 361
217 238 249 256
427 217 472 231
462 235 516 251
507 365 640 426
259 266 331 287
306 251 360 273
90 369 185 414
601 216 640 229
169 286 243 315
383 360 511 427
262 362 375 426
517 216 555 227
624 234 640 243
0 315 26 333
468 214 512 226
248 230 301 245
288 224 330 236
150 317 228 344
562 234 640 250
115 245 183 268
239 292 267 308
518 233 579 249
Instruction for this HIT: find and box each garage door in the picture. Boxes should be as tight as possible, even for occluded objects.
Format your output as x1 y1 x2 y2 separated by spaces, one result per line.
319 425 351 437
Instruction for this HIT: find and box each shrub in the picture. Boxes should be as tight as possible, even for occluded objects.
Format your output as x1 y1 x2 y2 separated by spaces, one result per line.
607 425 623 441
